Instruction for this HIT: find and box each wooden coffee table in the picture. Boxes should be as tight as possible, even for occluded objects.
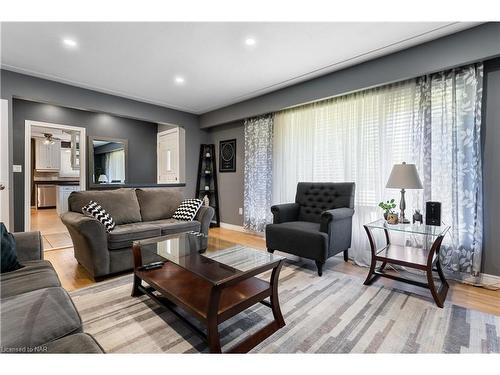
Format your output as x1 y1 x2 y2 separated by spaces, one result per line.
131 232 286 353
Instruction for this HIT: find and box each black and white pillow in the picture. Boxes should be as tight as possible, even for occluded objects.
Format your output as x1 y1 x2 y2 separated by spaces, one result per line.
82 200 116 232
172 199 203 221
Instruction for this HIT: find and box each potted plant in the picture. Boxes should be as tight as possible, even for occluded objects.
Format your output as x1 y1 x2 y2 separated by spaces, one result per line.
378 199 396 220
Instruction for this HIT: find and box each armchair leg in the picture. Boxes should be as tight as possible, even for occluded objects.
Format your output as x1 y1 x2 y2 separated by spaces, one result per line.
315 261 324 277
343 249 349 262
267 248 275 254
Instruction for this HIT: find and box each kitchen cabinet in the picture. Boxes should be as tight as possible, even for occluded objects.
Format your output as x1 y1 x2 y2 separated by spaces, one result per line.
59 148 80 178
35 139 61 171
56 185 81 214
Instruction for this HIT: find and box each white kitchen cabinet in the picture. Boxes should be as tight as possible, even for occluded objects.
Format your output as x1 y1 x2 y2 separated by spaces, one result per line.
59 148 80 178
56 185 81 215
35 139 61 171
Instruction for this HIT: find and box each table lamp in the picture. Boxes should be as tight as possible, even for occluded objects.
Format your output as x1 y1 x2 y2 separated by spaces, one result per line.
385 162 423 223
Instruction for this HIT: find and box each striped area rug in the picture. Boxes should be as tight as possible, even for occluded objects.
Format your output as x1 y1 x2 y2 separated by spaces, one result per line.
70 261 500 353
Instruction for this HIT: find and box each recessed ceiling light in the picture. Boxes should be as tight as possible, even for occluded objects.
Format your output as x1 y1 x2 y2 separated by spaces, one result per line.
245 37 256 46
62 38 78 48
174 76 185 85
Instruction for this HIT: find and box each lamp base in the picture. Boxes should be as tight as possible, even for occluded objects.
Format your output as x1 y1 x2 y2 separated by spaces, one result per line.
399 218 410 224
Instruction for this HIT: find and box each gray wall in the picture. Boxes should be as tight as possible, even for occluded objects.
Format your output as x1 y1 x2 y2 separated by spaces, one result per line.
208 121 245 226
200 23 500 128
482 59 500 276
1 70 208 231
15 98 157 187
158 123 178 132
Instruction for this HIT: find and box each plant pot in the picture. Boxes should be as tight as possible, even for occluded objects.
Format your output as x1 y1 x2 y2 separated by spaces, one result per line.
387 213 399 225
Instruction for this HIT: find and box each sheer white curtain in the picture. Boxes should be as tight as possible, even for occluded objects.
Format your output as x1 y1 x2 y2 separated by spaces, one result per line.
105 149 125 183
273 80 420 266
243 115 274 232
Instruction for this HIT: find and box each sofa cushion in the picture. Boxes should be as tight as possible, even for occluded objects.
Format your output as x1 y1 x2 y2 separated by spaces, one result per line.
148 218 201 235
135 188 184 221
271 221 320 233
68 188 142 225
107 223 162 250
43 333 104 353
0 287 82 350
1 222 23 273
0 260 61 298
266 221 329 262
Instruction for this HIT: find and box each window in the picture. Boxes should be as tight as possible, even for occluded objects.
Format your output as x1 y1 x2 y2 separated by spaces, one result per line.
273 79 418 208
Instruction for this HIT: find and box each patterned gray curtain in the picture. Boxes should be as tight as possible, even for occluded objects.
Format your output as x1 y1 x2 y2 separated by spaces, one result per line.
413 63 484 275
243 114 274 232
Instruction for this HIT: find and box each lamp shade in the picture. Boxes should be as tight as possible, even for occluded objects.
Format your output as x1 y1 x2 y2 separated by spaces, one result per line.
98 174 108 183
386 162 423 189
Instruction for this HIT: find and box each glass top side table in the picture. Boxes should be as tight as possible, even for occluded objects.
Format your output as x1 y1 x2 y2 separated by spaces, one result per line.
363 219 451 307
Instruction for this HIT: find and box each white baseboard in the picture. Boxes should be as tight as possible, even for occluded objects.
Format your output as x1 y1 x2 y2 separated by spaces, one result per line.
219 222 265 237
450 271 500 290
219 222 245 232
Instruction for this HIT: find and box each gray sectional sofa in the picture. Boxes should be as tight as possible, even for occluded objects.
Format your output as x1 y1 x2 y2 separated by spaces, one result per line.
0 231 103 353
61 188 214 279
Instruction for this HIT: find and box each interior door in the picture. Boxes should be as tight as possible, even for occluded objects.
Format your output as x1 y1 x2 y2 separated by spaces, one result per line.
0 100 10 229
158 129 179 183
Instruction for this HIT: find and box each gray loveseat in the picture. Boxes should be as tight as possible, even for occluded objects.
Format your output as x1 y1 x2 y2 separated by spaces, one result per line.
0 231 103 353
266 182 355 276
61 188 214 279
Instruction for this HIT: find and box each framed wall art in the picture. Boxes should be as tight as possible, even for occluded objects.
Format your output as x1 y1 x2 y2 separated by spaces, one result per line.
219 139 236 172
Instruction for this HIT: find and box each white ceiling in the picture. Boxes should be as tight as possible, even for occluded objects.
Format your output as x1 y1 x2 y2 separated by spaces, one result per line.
1 22 480 114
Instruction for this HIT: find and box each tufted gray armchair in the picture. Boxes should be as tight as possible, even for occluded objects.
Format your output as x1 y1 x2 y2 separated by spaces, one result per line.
265 182 355 276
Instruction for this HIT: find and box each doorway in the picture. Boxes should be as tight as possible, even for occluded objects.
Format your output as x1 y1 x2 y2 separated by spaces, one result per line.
25 120 86 250
157 126 185 184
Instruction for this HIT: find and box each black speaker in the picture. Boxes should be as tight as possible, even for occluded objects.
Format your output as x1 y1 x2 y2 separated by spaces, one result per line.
425 202 441 226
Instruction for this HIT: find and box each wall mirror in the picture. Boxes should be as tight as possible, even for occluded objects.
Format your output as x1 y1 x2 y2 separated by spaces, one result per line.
88 136 128 187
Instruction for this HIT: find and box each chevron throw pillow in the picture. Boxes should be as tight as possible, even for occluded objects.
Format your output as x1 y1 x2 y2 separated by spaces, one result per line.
82 200 116 232
172 199 203 221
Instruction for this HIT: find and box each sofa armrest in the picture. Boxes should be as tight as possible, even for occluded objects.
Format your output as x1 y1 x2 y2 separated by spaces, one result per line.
60 211 110 278
271 203 300 224
195 206 215 235
12 231 43 262
320 207 355 255
321 207 354 225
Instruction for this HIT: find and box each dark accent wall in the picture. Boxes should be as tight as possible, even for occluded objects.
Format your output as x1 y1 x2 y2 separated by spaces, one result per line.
208 121 245 226
15 99 157 184
1 70 208 231
200 23 500 128
482 59 500 276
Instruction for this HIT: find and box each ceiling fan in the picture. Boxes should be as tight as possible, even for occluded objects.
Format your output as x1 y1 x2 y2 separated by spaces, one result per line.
42 133 62 145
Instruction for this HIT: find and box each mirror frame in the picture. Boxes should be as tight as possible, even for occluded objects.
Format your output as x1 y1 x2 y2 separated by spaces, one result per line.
88 136 129 188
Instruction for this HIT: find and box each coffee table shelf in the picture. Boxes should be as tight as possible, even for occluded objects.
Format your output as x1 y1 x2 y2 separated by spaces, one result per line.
136 262 272 322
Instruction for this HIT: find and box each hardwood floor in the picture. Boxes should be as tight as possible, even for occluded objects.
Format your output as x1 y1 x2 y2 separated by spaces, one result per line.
31 208 72 250
44 227 500 316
